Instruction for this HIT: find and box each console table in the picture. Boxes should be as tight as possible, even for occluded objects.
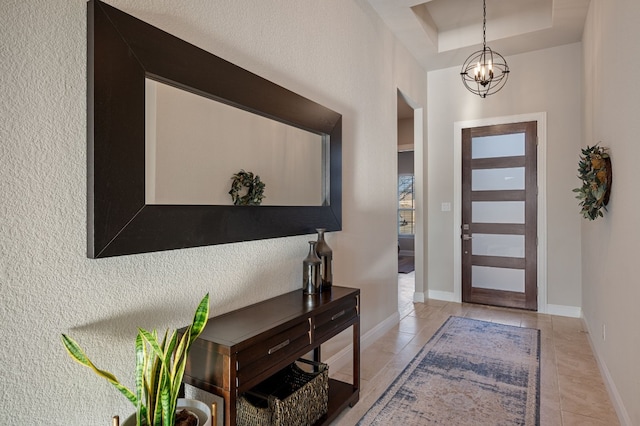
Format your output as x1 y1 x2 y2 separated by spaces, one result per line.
181 286 360 426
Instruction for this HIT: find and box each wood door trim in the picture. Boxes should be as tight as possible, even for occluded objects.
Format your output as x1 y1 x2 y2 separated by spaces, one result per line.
472 255 526 269
471 156 526 169
471 190 525 202
473 223 525 234
468 287 527 309
469 122 532 137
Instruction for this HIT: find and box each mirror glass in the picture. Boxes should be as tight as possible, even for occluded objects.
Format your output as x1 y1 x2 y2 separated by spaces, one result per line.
145 79 328 206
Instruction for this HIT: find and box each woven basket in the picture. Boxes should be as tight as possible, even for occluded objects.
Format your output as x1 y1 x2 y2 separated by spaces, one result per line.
237 359 328 426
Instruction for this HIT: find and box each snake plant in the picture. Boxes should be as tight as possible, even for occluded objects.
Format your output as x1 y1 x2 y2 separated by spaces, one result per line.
62 294 210 426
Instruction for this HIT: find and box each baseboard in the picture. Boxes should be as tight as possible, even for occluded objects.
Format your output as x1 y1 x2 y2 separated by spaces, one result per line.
427 292 582 318
582 317 631 425
413 292 425 303
325 311 400 372
428 290 456 302
546 304 582 318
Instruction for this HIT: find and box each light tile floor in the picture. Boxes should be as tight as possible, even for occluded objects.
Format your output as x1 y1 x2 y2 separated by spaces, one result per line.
331 272 619 425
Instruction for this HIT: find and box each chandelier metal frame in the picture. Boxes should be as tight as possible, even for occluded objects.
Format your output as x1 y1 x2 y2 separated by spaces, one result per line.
460 0 509 98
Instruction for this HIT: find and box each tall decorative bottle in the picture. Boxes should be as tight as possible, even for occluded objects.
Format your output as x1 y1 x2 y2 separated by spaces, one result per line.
315 228 332 291
303 241 322 295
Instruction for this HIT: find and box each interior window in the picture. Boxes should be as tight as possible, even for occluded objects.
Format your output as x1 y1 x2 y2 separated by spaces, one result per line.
398 174 415 235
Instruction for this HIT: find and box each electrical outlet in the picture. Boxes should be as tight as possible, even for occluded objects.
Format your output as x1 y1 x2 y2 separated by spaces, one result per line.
602 324 606 341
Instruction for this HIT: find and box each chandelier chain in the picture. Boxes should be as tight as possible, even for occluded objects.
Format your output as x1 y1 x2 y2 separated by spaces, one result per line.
482 0 487 49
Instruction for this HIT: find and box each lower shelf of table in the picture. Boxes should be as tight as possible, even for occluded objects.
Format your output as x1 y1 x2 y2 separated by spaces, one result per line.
314 378 359 426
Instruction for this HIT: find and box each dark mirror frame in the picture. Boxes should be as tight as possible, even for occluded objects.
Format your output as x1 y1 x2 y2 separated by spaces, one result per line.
87 0 342 258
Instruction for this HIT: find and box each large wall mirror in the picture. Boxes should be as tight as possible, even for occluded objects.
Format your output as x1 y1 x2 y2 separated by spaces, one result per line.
88 0 342 258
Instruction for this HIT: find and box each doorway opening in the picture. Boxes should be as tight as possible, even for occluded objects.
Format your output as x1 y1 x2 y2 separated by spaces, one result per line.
397 90 424 310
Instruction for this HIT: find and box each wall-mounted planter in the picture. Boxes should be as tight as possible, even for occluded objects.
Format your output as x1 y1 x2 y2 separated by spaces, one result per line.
573 144 612 220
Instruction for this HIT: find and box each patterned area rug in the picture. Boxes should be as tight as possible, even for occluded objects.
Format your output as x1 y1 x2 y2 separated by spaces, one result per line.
358 316 540 426
398 255 415 274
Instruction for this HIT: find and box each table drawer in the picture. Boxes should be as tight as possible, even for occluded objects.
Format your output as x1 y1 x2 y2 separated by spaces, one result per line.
236 320 311 384
315 296 358 342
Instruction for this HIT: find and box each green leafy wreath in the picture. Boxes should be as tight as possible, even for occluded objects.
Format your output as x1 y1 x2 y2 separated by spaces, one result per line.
572 145 611 220
229 170 266 205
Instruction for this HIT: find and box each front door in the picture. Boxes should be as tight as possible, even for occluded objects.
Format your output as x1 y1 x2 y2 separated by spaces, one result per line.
461 121 537 310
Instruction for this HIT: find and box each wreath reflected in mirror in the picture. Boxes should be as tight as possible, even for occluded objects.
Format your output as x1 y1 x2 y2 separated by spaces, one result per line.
572 145 612 220
229 170 266 205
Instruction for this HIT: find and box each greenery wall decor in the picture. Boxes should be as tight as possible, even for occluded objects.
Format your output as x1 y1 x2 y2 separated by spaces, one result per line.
229 170 266 206
573 145 612 220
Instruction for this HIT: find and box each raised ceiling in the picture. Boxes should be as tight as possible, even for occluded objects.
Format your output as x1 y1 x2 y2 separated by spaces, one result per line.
367 0 590 71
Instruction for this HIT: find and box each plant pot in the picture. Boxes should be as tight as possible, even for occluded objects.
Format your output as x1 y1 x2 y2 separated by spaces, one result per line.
121 398 211 426
178 398 211 426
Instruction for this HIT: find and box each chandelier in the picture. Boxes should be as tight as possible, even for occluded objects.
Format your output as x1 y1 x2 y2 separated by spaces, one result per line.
460 0 509 98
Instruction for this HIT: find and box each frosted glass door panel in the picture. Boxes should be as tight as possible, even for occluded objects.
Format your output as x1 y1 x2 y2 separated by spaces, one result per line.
472 266 525 292
472 133 525 159
472 234 525 257
472 201 525 223
472 167 525 191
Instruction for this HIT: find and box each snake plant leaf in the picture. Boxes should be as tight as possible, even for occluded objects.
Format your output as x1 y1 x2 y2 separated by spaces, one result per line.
164 330 178 365
135 332 148 425
61 334 118 382
139 328 165 360
164 330 181 409
152 362 170 426
149 330 170 426
172 294 210 400
189 294 210 340
160 379 172 426
170 329 190 396
150 371 162 426
61 334 139 408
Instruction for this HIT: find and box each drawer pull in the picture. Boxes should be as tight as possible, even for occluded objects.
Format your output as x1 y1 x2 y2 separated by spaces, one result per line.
267 339 290 355
331 310 346 321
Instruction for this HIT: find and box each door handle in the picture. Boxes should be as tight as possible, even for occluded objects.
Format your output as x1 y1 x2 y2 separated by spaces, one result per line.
461 234 473 241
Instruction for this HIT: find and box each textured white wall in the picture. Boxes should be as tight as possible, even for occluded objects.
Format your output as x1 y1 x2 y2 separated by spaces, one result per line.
427 43 583 308
582 0 640 424
0 1 427 424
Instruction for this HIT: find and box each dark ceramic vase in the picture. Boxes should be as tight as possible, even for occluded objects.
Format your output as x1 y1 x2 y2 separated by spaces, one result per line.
315 228 333 291
303 241 322 295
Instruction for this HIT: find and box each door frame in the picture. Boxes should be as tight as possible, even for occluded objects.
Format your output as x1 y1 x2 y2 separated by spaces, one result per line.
453 112 548 313
397 89 425 303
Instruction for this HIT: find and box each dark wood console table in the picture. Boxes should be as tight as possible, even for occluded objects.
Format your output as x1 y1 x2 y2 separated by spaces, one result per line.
182 286 360 426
